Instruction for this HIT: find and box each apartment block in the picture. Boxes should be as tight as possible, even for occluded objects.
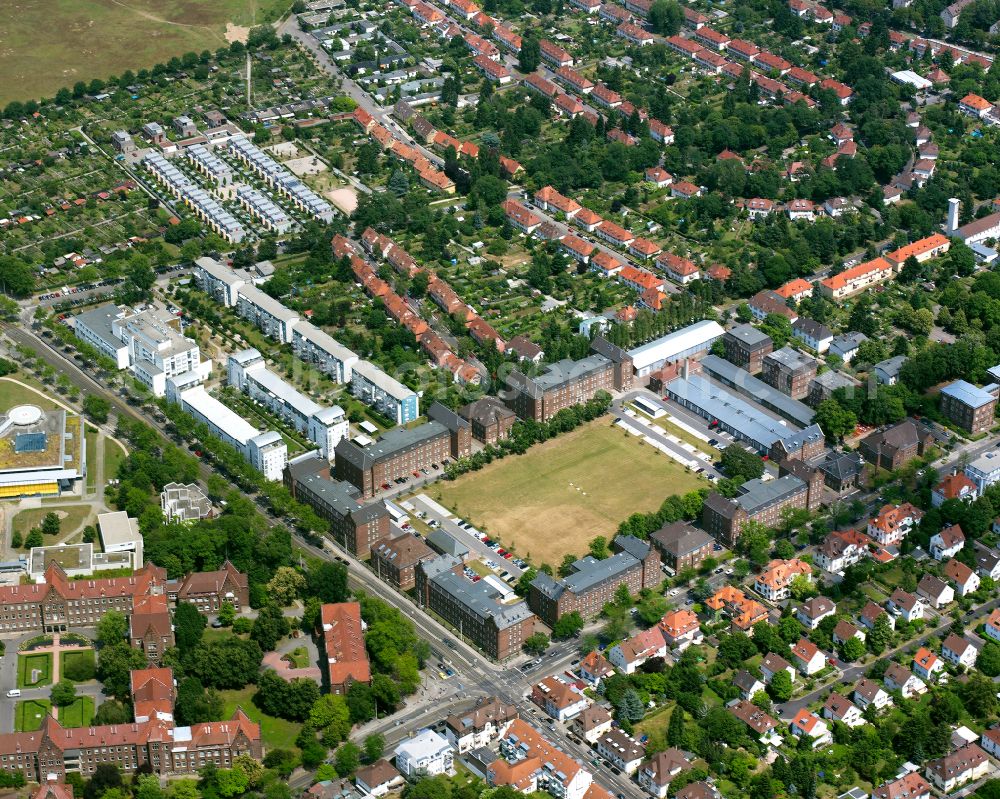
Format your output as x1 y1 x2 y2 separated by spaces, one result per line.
761 347 818 399
528 536 660 625
702 476 808 545
723 324 773 373
939 380 998 434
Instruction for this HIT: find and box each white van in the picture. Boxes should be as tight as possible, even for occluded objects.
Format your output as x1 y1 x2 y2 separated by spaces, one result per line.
6 689 20 698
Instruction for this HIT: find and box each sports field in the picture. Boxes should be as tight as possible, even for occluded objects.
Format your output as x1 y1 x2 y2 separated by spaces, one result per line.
433 420 706 567
0 0 292 105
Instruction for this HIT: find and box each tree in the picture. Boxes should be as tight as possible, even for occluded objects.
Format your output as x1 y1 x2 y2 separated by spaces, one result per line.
24 529 43 549
617 688 645 721
251 604 290 651
83 395 111 424
589 536 611 560
666 706 686 747
175 677 224 725
635 592 669 625
347 681 376 723
519 35 541 72
188 637 263 689
524 633 550 655
311 694 352 745
93 699 130 725
174 602 206 653
814 399 857 441
51 680 77 707
364 733 385 763
789 574 816 600
266 566 306 606
648 0 683 34
335 742 362 776
307 561 349 604
97 642 147 700
867 613 893 655
978 641 1000 677
0 256 36 297
96 611 128 647
552 612 584 639
218 601 236 627
840 636 865 662
768 670 793 702
41 512 61 536
720 444 765 481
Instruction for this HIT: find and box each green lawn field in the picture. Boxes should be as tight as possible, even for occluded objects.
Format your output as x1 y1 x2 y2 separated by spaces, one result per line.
0 378 60 410
13 505 90 541
0 0 293 105
433 419 707 566
58 696 95 728
15 699 52 732
220 686 301 750
61 650 97 683
17 653 53 688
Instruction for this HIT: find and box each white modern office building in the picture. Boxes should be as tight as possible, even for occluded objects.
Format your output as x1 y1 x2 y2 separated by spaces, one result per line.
966 450 1000 492
74 304 210 397
228 349 349 458
167 378 288 481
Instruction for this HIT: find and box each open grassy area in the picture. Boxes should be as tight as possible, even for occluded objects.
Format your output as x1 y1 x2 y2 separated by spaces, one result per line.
433 420 707 566
15 699 52 732
220 686 302 750
17 653 53 688
103 438 128 482
0 378 61 410
13 504 91 541
58 696 96 728
85 426 98 493
0 0 293 105
61 650 96 682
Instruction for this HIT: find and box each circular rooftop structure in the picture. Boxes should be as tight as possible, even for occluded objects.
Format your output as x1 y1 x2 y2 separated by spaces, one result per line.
8 405 43 426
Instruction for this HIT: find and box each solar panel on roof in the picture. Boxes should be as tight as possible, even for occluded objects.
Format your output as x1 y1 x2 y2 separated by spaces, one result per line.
14 432 47 453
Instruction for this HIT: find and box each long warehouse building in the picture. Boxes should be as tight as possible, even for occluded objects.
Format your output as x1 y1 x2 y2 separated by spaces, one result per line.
699 355 815 427
628 320 726 377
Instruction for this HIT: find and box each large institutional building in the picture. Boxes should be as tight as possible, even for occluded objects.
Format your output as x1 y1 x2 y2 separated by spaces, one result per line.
0 405 85 499
0 668 261 781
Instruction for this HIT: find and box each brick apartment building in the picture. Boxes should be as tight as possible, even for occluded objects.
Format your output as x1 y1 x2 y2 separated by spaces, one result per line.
761 347 817 399
335 403 472 498
459 397 517 444
284 453 390 558
416 555 535 661
167 560 249 613
319 602 371 694
859 419 934 470
723 324 773 374
528 536 660 626
649 521 714 572
371 533 436 591
778 459 825 511
0 668 260 781
702 475 808 545
503 337 632 423
939 380 998 434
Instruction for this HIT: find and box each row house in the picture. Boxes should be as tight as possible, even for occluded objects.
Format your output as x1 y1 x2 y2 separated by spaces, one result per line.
555 65 595 93
658 252 700 284
649 119 674 144
592 84 623 109
617 22 654 45
502 200 541 234
727 38 759 60
473 54 512 83
665 35 705 58
555 93 585 117
540 39 574 66
524 72 560 97
926 744 990 793
535 185 582 217
600 3 633 23
693 26 730 50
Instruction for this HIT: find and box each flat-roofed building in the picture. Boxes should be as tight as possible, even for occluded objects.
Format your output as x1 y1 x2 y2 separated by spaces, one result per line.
762 347 818 399
228 349 349 458
628 320 725 377
723 324 773 373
